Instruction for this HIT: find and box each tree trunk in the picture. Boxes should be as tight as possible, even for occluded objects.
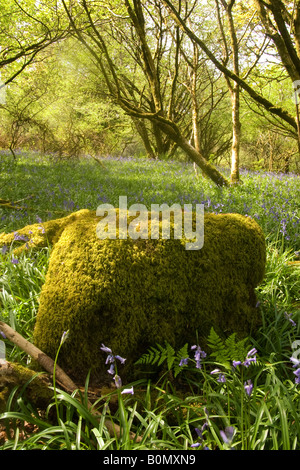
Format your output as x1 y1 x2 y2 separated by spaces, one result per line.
132 118 157 159
158 119 229 185
230 84 241 183
220 0 241 184
163 0 298 132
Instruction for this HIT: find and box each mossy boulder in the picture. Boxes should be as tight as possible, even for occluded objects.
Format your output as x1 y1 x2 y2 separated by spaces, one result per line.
30 209 266 382
0 361 52 414
0 209 90 255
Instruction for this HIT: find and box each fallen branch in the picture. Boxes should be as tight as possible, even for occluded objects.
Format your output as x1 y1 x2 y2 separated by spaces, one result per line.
0 321 141 442
0 195 35 211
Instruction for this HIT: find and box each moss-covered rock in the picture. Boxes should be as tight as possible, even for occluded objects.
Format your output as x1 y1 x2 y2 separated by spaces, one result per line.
31 209 266 382
0 360 52 413
0 209 90 255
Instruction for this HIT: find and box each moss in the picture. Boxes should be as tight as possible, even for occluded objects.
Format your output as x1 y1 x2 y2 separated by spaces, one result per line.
0 361 52 413
32 209 266 383
0 209 90 254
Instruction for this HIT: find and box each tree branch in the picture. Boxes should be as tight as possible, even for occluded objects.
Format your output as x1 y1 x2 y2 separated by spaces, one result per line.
0 321 141 442
162 0 297 131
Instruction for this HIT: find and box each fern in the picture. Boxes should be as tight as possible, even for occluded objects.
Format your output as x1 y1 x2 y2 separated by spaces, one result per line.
207 327 249 368
174 343 190 377
135 341 175 370
135 341 190 377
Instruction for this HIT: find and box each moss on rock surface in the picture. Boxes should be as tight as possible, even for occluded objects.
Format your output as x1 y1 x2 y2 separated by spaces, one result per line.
0 209 90 255
0 361 52 413
31 209 266 382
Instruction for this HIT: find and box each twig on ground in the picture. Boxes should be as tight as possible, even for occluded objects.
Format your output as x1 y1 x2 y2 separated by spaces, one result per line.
0 321 141 442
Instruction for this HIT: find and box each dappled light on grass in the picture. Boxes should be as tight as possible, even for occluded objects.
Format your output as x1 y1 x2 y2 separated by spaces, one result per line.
0 154 299 450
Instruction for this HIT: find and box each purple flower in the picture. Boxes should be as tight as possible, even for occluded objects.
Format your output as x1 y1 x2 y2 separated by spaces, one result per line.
191 422 209 449
191 344 206 369
284 312 296 327
100 343 113 354
100 344 127 385
290 356 300 368
290 357 300 385
0 331 6 339
60 330 69 345
232 360 242 368
220 426 235 445
107 363 115 375
243 348 257 367
105 354 115 365
1 245 8 255
179 357 189 366
13 231 28 242
11 257 19 264
115 354 126 364
121 386 134 395
293 369 300 385
114 374 122 388
244 379 253 396
210 368 226 383
217 373 226 383
233 348 257 368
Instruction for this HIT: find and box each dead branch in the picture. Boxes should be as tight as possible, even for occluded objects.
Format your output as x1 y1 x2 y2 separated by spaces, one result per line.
0 321 141 442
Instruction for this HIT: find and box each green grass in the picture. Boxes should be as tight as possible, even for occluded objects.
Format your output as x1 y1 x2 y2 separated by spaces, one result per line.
0 152 299 450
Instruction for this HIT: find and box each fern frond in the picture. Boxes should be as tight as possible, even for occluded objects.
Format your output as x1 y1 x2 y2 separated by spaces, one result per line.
207 327 230 365
207 327 250 367
135 343 166 366
135 341 176 370
174 343 189 377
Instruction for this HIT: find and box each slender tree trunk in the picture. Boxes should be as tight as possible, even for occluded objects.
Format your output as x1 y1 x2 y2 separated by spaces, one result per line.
230 82 241 183
157 118 229 185
162 0 298 132
132 118 157 159
219 0 241 184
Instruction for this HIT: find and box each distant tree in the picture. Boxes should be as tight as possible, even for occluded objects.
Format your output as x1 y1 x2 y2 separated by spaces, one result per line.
254 0 300 150
59 0 229 186
0 0 69 85
162 0 298 137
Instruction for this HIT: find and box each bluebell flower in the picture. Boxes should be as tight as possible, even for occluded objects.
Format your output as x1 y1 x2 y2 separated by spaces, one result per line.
290 356 300 385
1 245 8 255
191 421 209 449
293 368 300 384
244 379 253 396
114 374 122 388
217 373 226 383
121 386 134 395
179 357 189 366
210 368 226 383
233 348 257 368
290 356 300 368
191 344 206 369
284 312 296 327
60 330 69 345
107 363 115 375
13 231 29 242
100 344 132 391
220 426 235 448
115 354 126 364
232 360 242 368
243 348 257 367
100 343 112 354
